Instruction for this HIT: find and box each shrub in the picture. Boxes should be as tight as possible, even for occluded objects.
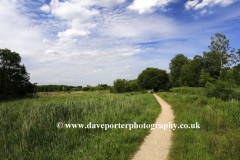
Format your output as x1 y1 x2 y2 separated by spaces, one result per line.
70 88 81 91
205 80 233 100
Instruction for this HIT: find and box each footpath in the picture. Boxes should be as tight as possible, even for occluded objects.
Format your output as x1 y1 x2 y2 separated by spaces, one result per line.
132 94 175 160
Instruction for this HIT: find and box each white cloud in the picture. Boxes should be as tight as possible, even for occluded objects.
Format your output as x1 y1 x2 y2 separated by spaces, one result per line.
58 29 90 38
0 0 48 56
185 0 199 10
200 9 207 15
125 66 130 68
42 39 51 43
90 0 126 7
40 4 50 13
50 1 99 22
127 0 175 14
185 0 236 10
100 13 179 40
93 69 101 72
41 0 126 43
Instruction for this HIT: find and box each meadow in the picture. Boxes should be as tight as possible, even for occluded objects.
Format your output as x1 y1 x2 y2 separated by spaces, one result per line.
158 87 240 160
0 91 161 160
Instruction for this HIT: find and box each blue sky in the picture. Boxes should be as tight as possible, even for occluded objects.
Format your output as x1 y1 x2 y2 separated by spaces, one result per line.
1 0 240 86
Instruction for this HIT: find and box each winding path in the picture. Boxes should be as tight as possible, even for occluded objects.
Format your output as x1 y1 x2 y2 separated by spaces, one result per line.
132 94 175 160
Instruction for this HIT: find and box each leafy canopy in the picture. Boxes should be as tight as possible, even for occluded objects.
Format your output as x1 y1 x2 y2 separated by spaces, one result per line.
138 67 170 92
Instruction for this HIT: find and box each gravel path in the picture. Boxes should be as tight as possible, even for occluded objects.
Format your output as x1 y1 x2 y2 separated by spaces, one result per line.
132 94 175 160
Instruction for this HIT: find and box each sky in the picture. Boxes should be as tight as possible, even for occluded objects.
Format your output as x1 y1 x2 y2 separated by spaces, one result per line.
0 0 240 87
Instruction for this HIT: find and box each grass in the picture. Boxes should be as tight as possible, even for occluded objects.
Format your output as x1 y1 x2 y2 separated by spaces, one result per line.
157 89 240 160
0 91 161 159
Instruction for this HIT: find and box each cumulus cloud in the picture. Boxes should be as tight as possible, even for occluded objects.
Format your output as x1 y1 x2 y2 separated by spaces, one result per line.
39 0 126 42
40 4 50 13
50 1 99 22
127 0 175 14
185 0 236 10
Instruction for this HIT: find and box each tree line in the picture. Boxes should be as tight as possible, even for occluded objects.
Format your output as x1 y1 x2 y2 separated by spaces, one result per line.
1 33 239 97
36 84 112 92
169 33 240 88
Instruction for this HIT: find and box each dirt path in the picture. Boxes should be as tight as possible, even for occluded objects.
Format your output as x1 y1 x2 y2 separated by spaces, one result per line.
132 94 175 160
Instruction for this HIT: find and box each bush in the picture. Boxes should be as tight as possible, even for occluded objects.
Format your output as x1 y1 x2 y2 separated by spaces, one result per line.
205 80 233 100
109 86 114 93
70 88 81 91
82 86 91 91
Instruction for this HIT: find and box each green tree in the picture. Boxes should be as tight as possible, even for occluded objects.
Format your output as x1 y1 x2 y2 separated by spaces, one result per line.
129 79 140 91
199 69 215 87
113 79 125 93
179 56 204 87
188 55 204 86
169 54 189 87
0 48 32 96
203 51 223 78
219 67 239 86
138 67 170 92
208 33 235 73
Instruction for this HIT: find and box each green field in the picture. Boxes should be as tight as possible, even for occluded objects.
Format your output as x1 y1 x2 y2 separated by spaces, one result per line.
2 88 240 160
158 87 240 160
0 91 161 160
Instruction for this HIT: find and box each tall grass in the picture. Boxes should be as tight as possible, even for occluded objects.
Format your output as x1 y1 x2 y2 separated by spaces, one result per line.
0 92 160 159
157 91 240 160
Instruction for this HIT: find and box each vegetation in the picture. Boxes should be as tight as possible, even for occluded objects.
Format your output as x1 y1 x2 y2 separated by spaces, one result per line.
157 88 240 160
0 92 161 159
36 84 112 92
113 79 140 93
0 48 33 96
169 33 240 88
36 85 82 92
137 67 170 92
2 32 240 159
208 33 237 73
169 54 189 87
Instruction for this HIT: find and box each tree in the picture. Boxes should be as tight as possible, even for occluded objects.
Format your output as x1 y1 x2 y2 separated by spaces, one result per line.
219 67 239 86
113 79 125 93
179 63 189 87
208 33 235 73
0 48 32 96
169 54 189 87
129 79 140 91
138 67 170 92
203 51 223 78
179 55 204 87
199 69 215 87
